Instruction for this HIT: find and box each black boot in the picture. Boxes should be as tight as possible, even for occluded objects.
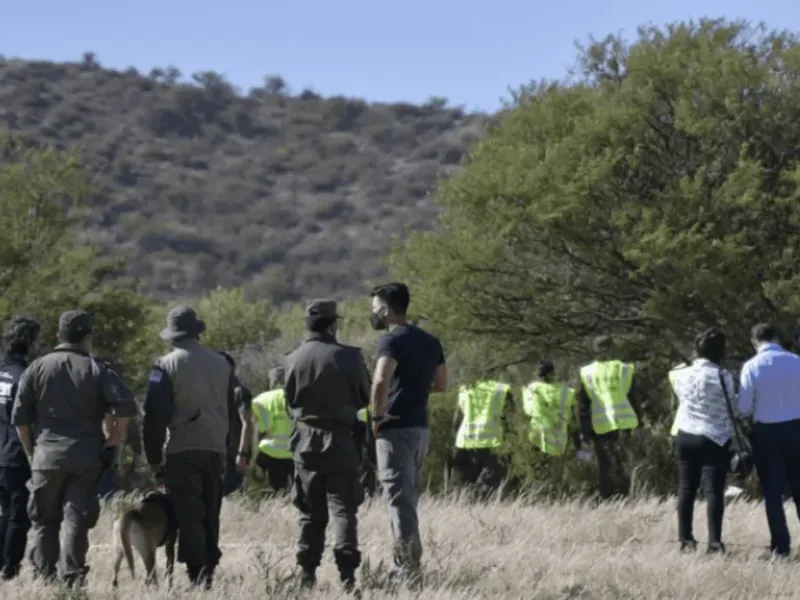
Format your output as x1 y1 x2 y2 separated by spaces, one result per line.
340 570 358 593
201 566 215 590
707 542 726 555
299 568 316 590
186 564 202 586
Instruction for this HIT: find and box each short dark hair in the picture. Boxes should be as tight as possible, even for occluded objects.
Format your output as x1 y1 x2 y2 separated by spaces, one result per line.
537 360 554 379
64 330 91 345
370 282 410 316
305 316 336 333
694 327 726 363
751 323 780 343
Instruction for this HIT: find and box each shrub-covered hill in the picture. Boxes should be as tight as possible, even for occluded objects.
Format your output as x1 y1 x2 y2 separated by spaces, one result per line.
0 54 490 304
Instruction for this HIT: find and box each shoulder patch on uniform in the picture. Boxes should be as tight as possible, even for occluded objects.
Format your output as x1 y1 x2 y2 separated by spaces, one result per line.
148 369 163 383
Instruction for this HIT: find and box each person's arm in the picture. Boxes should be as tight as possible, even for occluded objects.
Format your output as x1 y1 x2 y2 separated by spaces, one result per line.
371 356 396 421
371 335 397 421
142 365 175 467
236 383 254 460
11 368 36 463
738 363 755 419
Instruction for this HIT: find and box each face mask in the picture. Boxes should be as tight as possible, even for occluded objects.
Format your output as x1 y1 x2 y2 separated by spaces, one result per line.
369 311 387 331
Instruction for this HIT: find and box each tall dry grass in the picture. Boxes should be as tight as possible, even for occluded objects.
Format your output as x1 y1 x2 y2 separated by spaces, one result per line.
5 491 800 599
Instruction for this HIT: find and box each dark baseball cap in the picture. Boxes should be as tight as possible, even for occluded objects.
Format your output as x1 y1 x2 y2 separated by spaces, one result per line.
305 299 340 320
59 310 92 339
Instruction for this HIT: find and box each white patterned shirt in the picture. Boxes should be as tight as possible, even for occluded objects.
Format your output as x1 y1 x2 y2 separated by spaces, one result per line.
670 358 737 447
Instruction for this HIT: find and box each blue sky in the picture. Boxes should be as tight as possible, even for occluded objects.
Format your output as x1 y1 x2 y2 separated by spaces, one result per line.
3 0 796 113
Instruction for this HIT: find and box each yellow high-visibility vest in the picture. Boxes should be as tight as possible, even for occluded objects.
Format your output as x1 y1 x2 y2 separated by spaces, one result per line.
252 389 292 459
522 381 575 456
579 360 638 435
357 408 368 422
455 381 510 450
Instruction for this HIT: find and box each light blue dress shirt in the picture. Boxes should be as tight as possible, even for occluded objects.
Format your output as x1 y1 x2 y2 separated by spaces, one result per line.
738 343 800 424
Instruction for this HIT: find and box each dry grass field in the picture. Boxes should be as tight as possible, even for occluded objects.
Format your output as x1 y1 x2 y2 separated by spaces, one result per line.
5 491 800 599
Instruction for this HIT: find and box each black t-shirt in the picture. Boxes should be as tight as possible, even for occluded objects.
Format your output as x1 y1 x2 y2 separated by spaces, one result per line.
376 325 445 430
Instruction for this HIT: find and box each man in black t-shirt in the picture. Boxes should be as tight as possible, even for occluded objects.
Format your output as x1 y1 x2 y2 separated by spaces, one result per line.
368 283 447 586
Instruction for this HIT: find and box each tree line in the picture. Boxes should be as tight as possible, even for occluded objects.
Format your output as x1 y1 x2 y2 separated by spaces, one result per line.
4 18 800 499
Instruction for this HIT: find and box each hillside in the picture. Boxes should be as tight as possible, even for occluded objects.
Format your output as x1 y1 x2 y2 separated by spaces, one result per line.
0 54 490 304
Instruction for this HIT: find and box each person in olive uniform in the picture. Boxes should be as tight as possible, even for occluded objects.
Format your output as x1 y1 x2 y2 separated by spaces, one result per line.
12 310 136 587
283 299 370 593
0 315 40 580
142 306 240 590
219 351 254 497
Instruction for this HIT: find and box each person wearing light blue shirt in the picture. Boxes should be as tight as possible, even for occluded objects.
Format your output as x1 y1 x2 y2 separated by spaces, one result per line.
738 323 800 558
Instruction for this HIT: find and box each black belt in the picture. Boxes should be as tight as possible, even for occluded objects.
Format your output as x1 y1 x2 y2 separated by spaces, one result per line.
296 420 352 434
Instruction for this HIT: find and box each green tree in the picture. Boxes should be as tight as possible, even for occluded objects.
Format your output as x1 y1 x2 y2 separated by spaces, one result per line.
391 19 800 495
0 134 156 384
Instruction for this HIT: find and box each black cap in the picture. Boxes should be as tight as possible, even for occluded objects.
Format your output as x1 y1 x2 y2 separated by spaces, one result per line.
305 299 340 320
59 310 92 339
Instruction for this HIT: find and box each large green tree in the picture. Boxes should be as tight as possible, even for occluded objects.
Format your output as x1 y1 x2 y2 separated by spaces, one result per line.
0 133 155 380
393 19 800 395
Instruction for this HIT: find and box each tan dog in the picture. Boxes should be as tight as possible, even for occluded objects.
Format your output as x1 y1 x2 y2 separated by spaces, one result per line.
112 489 178 588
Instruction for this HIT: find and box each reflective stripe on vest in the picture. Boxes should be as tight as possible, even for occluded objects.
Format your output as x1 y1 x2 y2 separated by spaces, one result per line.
580 361 638 434
252 390 292 459
455 381 508 450
522 382 575 456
